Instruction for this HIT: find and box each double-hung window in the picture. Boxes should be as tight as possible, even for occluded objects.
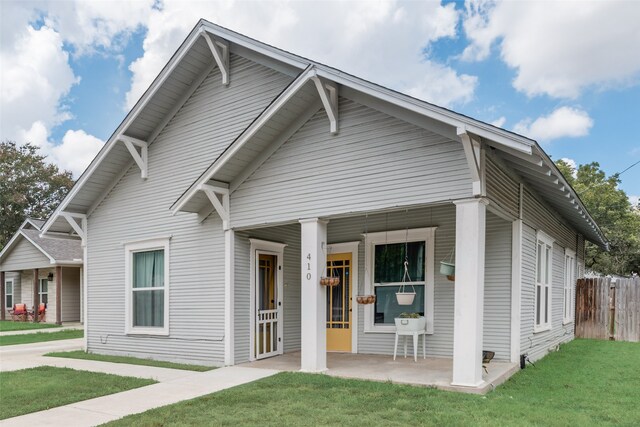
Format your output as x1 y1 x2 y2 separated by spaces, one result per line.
39 279 49 306
364 227 435 332
563 249 576 324
125 238 170 335
5 279 13 309
535 231 553 332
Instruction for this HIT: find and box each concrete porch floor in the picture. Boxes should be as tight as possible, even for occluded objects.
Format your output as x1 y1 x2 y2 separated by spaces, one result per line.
242 351 519 394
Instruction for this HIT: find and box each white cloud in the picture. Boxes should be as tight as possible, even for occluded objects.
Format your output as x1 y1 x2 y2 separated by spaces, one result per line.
0 1 149 177
490 116 506 128
629 195 639 208
462 0 640 98
126 0 477 109
52 130 104 176
513 107 593 142
1 24 78 142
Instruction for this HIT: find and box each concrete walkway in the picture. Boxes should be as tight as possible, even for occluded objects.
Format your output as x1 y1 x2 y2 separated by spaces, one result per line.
1 339 279 426
1 322 83 336
2 366 278 427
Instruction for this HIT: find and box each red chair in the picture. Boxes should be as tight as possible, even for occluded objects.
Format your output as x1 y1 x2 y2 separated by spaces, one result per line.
9 304 28 321
28 303 47 323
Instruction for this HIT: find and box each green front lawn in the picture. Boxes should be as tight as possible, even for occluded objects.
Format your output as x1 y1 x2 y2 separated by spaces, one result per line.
45 350 215 372
0 366 156 420
106 339 640 426
0 329 83 346
0 320 61 332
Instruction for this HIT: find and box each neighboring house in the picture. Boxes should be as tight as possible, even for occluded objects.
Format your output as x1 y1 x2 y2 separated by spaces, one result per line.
0 218 83 324
39 20 606 388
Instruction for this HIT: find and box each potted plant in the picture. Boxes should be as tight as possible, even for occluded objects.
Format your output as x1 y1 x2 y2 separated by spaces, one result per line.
394 312 426 332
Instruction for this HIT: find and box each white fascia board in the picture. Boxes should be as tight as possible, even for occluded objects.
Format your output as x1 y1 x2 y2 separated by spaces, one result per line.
171 65 317 215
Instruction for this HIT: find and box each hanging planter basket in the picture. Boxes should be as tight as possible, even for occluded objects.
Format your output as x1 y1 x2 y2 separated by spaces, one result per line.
446 275 455 282
320 276 340 287
440 262 455 276
396 292 416 305
439 247 455 277
356 295 376 305
396 258 417 306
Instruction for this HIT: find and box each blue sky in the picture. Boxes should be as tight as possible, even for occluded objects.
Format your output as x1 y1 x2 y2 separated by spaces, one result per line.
1 0 639 204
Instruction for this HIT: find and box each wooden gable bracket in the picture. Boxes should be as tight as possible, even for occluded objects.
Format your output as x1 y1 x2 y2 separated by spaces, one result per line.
457 127 484 196
200 29 230 86
118 135 148 179
310 71 338 134
60 212 87 246
199 183 230 229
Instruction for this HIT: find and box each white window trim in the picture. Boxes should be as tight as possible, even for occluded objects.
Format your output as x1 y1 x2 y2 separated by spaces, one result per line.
39 278 49 305
124 237 170 336
563 248 576 325
534 230 554 333
5 278 13 309
363 227 436 334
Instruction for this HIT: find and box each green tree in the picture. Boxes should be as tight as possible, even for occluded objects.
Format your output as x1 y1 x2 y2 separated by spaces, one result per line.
556 159 640 275
0 141 74 249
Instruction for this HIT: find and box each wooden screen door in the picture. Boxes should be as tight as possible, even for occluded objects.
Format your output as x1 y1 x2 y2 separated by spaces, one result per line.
326 253 352 352
255 253 282 359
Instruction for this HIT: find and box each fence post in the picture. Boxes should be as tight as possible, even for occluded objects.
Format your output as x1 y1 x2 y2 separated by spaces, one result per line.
609 284 616 341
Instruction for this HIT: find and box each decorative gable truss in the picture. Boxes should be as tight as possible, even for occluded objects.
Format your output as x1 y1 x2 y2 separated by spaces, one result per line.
200 28 230 86
199 182 230 229
60 212 87 246
457 128 484 196
118 135 148 179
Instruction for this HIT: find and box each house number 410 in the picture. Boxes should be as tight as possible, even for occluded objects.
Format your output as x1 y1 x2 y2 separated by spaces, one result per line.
306 253 312 280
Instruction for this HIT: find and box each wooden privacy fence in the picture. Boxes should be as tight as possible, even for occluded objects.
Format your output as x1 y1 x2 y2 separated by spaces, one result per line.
575 277 640 342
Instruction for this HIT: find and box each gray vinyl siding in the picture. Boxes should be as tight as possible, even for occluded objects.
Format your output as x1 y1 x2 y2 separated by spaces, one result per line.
231 98 473 229
485 154 520 218
485 151 581 363
483 213 512 361
1 237 51 271
61 267 81 322
520 189 577 362
234 224 301 364
523 188 576 250
86 55 292 366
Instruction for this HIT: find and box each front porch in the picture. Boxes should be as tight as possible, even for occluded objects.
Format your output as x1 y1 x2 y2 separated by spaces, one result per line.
242 351 518 394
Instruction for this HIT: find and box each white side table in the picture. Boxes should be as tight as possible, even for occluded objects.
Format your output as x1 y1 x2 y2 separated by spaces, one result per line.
393 329 427 362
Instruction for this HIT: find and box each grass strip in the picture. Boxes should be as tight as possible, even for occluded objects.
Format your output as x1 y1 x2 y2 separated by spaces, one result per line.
0 329 83 346
46 350 215 372
0 366 156 420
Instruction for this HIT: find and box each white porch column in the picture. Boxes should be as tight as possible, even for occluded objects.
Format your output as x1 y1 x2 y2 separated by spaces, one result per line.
452 198 487 387
224 229 235 366
299 218 328 372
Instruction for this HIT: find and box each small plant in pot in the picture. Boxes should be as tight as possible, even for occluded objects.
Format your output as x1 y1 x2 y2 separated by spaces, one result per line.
394 312 426 332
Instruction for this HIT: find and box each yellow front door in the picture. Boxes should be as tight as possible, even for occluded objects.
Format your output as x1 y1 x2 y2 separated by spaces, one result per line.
326 253 352 352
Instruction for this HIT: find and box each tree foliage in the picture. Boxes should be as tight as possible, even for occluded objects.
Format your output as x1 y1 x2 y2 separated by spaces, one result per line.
0 141 74 249
556 159 640 275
